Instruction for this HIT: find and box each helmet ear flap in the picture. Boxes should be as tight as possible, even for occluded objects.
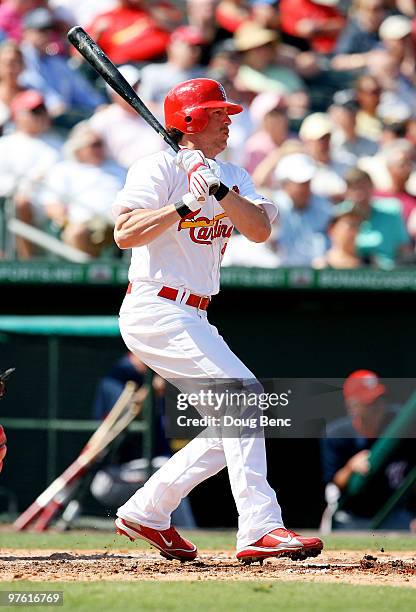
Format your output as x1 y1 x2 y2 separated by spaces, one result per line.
182 107 209 133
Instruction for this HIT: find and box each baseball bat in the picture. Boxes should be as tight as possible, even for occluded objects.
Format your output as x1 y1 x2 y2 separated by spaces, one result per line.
32 386 148 532
67 26 220 196
13 382 145 531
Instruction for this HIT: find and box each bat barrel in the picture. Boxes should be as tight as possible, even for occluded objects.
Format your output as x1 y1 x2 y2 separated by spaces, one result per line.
67 26 180 152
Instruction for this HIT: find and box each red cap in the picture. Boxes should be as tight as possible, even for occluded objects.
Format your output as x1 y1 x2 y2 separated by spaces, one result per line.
170 25 206 46
11 90 45 115
343 370 386 405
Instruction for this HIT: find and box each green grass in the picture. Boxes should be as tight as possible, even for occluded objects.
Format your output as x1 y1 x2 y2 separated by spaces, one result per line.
0 581 414 612
1 529 415 552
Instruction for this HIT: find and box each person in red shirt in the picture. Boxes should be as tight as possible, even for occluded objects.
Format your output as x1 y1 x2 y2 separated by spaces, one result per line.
279 0 345 53
87 0 171 65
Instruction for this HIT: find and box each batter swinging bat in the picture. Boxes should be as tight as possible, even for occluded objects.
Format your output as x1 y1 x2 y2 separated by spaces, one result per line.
67 26 219 196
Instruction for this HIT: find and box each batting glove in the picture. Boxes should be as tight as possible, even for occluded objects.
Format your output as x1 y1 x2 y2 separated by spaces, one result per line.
175 148 208 176
189 166 220 204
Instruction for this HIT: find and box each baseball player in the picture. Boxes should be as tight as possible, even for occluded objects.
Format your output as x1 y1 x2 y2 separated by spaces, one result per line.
112 78 323 563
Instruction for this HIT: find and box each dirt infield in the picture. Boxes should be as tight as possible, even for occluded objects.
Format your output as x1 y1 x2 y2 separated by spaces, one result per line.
0 549 415 586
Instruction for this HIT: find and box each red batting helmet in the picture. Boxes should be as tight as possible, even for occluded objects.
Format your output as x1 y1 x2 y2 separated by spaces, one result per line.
164 78 243 134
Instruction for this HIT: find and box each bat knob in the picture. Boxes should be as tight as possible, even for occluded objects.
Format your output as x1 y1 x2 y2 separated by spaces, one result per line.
209 184 219 195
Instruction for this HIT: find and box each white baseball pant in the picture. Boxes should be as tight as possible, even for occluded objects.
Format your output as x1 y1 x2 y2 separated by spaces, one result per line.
116 281 283 549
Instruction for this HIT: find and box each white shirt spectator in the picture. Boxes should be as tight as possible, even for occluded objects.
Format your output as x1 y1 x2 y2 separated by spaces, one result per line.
312 161 347 201
140 64 206 105
89 104 165 169
49 0 117 27
44 159 126 224
0 131 61 206
221 233 280 267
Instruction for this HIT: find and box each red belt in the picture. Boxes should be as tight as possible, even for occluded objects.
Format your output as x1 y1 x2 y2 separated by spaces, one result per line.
126 283 210 311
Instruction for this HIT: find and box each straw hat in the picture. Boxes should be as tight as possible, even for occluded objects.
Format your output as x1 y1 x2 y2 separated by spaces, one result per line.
234 22 278 52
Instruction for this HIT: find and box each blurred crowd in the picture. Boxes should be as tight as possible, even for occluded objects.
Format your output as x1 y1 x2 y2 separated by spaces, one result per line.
1 0 416 268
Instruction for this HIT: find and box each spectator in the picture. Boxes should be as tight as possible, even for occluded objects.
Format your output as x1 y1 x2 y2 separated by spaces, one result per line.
34 0 75 53
89 64 164 169
381 118 409 144
243 92 289 174
272 153 332 265
366 16 416 123
0 90 62 258
354 74 383 141
342 167 411 267
0 40 25 120
329 89 378 170
145 1 183 32
313 200 363 268
215 0 250 33
378 14 415 83
43 122 126 257
250 0 280 30
279 0 345 53
20 8 105 119
221 229 281 266
234 21 309 115
373 139 416 225
49 0 118 28
0 0 37 43
87 0 171 65
332 0 386 71
93 353 149 421
186 0 231 65
207 38 241 82
406 116 416 145
140 26 207 108
398 0 416 17
211 73 253 165
358 134 412 190
299 112 347 200
368 50 416 123
321 370 415 530
252 138 304 189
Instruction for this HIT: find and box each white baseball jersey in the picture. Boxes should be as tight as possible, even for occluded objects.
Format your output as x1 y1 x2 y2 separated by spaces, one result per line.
113 150 278 296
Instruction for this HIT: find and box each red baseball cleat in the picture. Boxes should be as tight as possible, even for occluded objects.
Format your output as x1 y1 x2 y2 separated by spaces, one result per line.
236 528 323 565
115 516 198 561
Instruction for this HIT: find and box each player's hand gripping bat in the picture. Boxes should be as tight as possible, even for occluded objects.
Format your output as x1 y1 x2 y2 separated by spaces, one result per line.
67 26 222 199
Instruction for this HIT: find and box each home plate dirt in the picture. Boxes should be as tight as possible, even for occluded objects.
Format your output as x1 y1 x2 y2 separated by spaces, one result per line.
0 550 415 586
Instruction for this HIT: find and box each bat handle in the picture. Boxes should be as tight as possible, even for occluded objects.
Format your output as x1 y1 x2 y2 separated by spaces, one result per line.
196 183 219 202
